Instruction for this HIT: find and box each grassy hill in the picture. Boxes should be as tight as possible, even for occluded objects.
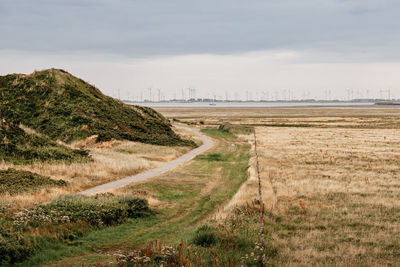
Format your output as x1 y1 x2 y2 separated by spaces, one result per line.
0 69 193 146
0 120 89 164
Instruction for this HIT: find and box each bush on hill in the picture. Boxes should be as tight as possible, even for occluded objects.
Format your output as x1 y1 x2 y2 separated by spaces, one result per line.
0 168 67 195
0 120 89 164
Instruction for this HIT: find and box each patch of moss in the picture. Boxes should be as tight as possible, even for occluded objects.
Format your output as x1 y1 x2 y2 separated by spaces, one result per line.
0 168 67 195
0 69 194 146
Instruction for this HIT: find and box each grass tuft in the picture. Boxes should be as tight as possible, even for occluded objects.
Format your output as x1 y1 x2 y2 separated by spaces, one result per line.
192 225 218 247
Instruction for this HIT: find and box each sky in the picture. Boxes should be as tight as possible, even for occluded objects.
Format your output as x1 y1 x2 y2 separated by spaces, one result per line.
0 0 399 100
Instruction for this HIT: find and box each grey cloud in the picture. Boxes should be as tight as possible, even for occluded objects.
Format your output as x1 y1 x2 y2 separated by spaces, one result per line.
1 0 400 61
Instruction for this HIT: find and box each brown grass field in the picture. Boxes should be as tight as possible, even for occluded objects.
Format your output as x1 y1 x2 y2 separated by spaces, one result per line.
163 106 400 266
162 107 400 129
253 126 400 266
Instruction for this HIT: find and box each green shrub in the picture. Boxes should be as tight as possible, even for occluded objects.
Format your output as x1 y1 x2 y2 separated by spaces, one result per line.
0 120 90 164
218 123 253 135
0 226 35 266
0 169 66 195
196 153 224 162
0 194 151 265
192 225 218 247
17 195 151 228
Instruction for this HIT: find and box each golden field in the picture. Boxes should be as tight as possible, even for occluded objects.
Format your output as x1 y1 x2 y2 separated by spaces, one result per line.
253 126 400 265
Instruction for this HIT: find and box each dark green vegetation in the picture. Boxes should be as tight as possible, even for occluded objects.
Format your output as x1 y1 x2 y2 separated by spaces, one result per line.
18 127 253 266
195 153 224 162
0 120 89 164
201 123 254 140
192 225 218 247
218 122 254 135
0 169 66 195
0 194 150 266
200 128 236 139
0 69 194 146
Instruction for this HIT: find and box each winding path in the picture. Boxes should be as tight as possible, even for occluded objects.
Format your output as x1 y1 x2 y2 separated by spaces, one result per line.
79 128 214 196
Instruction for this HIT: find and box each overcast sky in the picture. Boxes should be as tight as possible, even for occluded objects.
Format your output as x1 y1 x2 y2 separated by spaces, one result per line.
1 0 399 100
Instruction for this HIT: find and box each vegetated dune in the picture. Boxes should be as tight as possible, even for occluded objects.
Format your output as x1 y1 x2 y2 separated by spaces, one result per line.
0 68 194 146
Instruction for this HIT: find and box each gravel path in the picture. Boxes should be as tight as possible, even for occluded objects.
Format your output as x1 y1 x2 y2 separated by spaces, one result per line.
79 128 214 196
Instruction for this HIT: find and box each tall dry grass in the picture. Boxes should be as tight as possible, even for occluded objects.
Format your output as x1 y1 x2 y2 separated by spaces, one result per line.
211 123 400 265
0 123 196 207
159 107 400 129
251 126 400 265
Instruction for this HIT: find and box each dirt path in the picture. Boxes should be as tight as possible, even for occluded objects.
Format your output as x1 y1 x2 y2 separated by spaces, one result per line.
79 128 214 196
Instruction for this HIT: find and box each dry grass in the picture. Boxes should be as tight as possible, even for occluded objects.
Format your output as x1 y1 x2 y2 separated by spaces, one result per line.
212 123 400 265
171 123 204 145
217 134 276 220
256 127 400 202
158 107 400 118
158 107 400 129
168 107 400 265
0 123 196 208
251 126 400 266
